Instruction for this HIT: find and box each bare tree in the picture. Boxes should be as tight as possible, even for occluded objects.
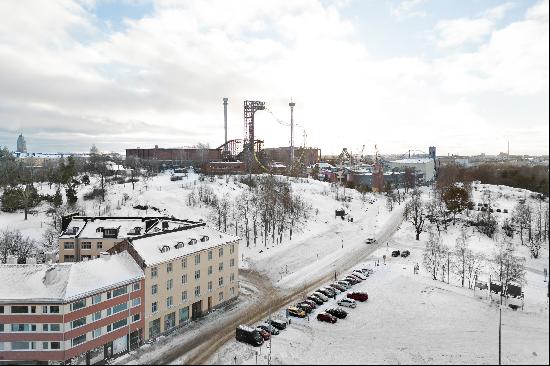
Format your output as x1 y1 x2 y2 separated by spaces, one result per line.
453 228 470 287
513 201 531 245
404 189 427 240
492 237 526 295
423 230 444 280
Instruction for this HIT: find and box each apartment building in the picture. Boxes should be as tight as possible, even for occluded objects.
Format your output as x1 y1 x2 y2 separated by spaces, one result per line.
0 252 145 364
109 223 240 340
58 216 202 263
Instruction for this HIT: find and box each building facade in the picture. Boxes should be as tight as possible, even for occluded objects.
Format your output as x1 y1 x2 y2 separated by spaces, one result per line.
126 146 221 164
388 158 436 183
0 252 144 364
109 224 240 341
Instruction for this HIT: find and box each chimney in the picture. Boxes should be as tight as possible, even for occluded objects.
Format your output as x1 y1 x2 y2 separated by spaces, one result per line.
43 265 58 285
100 252 110 260
7 255 17 264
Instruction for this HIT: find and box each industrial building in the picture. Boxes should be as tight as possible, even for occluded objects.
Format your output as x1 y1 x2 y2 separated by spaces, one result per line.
125 146 221 165
387 157 436 183
262 147 321 167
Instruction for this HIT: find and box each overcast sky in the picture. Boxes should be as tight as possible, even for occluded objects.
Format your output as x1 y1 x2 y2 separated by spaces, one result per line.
0 0 548 156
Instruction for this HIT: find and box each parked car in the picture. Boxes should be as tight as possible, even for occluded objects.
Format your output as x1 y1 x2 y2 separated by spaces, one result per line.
330 283 345 292
391 250 401 257
351 271 367 280
365 237 376 244
297 302 314 314
337 281 352 289
348 274 364 282
337 298 357 308
269 319 287 330
287 306 306 318
256 327 271 341
307 295 324 305
401 250 410 258
326 308 348 319
347 291 369 302
236 325 264 346
257 323 280 335
345 276 361 284
317 312 337 323
318 287 336 298
313 291 329 302
302 299 317 309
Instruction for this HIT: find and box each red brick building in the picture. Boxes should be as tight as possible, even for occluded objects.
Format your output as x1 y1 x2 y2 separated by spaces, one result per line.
126 146 221 164
0 252 144 364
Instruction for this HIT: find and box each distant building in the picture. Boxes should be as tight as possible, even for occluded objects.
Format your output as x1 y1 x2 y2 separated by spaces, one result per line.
16 134 27 153
203 161 246 175
262 147 320 167
126 146 221 165
388 157 436 183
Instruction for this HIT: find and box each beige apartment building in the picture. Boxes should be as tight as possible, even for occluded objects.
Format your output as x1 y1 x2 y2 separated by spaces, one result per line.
58 216 202 263
108 224 240 340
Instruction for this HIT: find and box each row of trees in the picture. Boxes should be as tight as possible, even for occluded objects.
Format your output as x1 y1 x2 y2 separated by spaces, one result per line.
187 175 312 247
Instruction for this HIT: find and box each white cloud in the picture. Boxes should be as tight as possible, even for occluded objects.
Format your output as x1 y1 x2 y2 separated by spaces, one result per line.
390 0 427 19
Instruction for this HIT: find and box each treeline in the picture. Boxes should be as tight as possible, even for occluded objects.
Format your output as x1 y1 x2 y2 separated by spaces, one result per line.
438 163 549 196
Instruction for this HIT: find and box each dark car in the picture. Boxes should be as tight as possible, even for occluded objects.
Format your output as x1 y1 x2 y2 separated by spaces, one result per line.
345 276 360 285
391 250 401 257
257 323 280 336
347 291 369 302
317 312 337 323
330 283 345 292
269 319 287 331
326 308 348 319
256 327 271 341
303 299 317 309
297 302 314 314
307 295 324 305
236 325 264 346
318 288 336 298
348 273 364 281
401 250 410 258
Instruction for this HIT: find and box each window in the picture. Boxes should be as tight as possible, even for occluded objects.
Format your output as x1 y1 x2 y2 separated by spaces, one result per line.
164 312 176 331
92 294 102 305
112 302 127 315
64 255 75 262
219 292 224 301
42 305 48 314
152 284 158 295
194 254 200 265
182 274 188 284
113 286 127 297
11 324 35 332
70 299 86 312
72 334 86 347
112 318 127 331
152 302 158 313
97 242 103 249
149 318 160 339
166 296 173 308
11 306 28 314
50 324 60 332
219 247 224 257
50 342 60 350
219 277 224 287
49 306 59 314
194 270 200 280
71 317 86 329
12 341 35 350
31 306 36 313
64 242 74 249
42 324 49 332
0 306 3 313
132 282 141 291
92 328 102 339
132 313 141 323
167 279 173 291
208 266 212 275
93 311 102 321
151 267 158 278
106 291 112 299
208 250 213 260
81 242 92 249
0 324 4 332
179 307 189 323
230 244 235 254
182 258 187 268
167 263 173 273
219 262 224 272
132 298 141 308
208 281 212 292
194 286 200 297
230 287 235 296
230 258 235 267
230 273 235 282
42 342 49 350
181 291 188 302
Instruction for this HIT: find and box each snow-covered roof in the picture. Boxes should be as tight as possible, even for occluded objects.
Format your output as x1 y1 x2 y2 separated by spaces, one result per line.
390 158 433 164
60 216 201 239
130 225 239 266
0 251 144 304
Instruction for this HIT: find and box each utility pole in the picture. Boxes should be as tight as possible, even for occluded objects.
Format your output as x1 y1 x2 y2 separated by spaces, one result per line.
223 98 228 154
289 100 295 172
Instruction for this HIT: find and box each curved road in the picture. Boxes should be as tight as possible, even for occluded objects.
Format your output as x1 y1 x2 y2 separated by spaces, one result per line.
155 208 404 365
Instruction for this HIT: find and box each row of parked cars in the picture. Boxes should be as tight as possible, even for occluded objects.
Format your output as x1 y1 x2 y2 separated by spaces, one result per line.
391 249 410 257
287 267 372 323
236 318 288 347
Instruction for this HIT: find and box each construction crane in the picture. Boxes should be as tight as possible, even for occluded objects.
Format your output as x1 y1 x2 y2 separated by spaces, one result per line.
360 144 365 161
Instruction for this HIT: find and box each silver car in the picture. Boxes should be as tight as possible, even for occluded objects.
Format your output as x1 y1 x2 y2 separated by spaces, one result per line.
337 298 357 308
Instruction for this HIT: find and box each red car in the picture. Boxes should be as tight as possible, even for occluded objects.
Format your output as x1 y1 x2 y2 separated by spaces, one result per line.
303 299 317 309
317 312 337 323
347 291 368 302
255 327 271 341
